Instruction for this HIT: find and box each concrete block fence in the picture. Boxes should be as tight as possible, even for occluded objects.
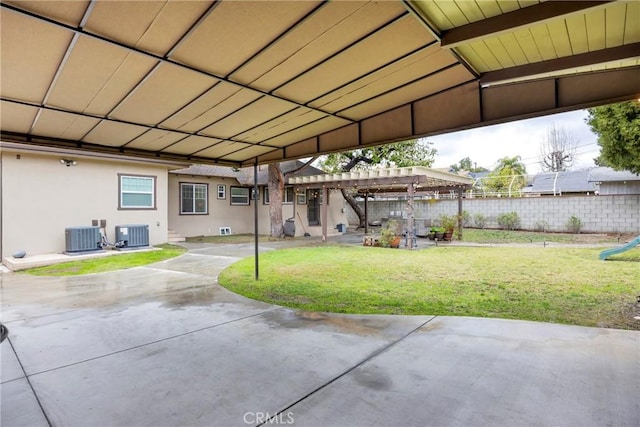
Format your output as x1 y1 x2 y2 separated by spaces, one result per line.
346 195 640 234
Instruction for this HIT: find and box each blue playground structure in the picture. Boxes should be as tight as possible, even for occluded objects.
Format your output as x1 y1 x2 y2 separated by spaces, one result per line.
599 236 640 260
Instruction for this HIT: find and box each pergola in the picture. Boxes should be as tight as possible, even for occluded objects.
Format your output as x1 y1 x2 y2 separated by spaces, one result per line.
288 167 473 247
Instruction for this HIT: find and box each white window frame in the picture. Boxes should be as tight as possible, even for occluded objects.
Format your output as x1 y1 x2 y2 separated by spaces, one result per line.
230 186 250 206
180 182 208 215
217 184 226 199
263 186 294 204
296 191 306 205
119 174 156 210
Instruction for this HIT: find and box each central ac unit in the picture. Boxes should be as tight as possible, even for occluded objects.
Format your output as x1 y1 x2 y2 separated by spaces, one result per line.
115 224 149 248
65 226 101 253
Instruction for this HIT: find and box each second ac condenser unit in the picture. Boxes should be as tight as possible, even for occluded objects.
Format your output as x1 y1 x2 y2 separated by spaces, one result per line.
115 224 149 248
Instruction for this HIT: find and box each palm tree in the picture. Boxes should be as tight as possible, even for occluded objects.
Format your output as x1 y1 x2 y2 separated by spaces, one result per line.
484 156 527 197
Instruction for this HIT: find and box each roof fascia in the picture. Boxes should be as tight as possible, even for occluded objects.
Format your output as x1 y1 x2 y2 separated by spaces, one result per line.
0 141 190 169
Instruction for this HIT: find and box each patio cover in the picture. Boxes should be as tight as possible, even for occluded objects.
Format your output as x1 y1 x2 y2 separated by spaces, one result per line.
1 1 639 168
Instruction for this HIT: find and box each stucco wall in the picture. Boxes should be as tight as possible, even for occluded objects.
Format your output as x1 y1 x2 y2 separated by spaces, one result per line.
347 195 640 234
1 150 172 258
168 174 349 238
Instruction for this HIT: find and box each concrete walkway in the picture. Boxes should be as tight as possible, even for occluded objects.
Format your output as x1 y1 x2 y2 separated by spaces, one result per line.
1 241 638 426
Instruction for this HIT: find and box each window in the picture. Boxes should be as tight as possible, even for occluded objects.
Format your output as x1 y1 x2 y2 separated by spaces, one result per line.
180 183 208 214
284 186 294 204
119 174 155 209
230 186 250 205
263 186 294 204
296 191 306 205
217 184 226 199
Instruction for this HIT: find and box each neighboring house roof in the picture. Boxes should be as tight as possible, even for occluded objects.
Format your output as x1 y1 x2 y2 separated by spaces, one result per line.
248 160 324 186
468 171 490 180
170 160 324 186
588 167 640 182
527 169 597 194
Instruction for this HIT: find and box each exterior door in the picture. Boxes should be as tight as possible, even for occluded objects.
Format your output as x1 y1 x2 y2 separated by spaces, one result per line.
307 189 320 225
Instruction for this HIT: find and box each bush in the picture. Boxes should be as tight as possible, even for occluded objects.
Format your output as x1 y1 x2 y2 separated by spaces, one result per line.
379 220 400 248
497 212 521 230
439 214 457 231
566 215 583 234
474 213 487 229
461 210 472 227
534 220 550 232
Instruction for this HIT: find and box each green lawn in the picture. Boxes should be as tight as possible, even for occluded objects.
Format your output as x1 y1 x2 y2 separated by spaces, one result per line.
459 228 631 244
219 245 640 330
23 244 187 276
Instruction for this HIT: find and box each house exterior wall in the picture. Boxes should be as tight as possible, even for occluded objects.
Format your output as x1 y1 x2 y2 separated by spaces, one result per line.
168 174 349 237
1 149 173 259
348 195 640 234
598 181 640 195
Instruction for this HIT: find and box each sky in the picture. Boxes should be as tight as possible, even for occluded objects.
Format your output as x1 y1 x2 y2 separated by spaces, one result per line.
427 109 601 174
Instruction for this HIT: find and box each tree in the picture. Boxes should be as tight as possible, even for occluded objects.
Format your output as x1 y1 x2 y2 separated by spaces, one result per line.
539 123 578 172
449 157 488 173
267 163 285 238
319 139 437 228
587 101 640 174
483 156 527 196
267 158 316 238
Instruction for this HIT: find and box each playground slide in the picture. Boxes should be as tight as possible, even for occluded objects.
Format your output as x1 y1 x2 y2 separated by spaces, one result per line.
599 236 640 260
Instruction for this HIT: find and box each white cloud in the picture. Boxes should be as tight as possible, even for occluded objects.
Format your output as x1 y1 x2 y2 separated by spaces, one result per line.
427 110 599 174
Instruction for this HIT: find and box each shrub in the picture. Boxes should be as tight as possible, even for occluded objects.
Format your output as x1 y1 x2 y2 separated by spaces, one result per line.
474 213 487 229
534 220 550 232
439 214 457 231
497 212 521 230
461 210 472 227
379 220 400 248
566 215 583 234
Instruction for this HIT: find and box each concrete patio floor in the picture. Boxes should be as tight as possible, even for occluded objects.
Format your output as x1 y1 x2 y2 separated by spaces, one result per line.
1 241 638 426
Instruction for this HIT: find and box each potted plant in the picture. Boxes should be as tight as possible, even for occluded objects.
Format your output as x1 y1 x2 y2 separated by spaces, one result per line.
379 220 401 248
439 214 457 241
428 227 437 240
432 226 445 240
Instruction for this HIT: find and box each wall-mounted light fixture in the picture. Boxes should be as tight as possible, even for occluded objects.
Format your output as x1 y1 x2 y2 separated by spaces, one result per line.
60 159 77 167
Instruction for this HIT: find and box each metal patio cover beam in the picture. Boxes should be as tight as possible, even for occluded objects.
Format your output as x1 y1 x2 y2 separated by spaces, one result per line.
252 66 640 166
440 1 611 48
481 43 640 84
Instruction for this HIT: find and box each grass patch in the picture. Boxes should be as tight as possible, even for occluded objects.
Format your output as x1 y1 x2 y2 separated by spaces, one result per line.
460 228 631 244
23 244 187 276
219 245 640 330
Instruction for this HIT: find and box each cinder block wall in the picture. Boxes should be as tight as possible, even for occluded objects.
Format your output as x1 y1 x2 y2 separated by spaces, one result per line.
347 195 640 233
